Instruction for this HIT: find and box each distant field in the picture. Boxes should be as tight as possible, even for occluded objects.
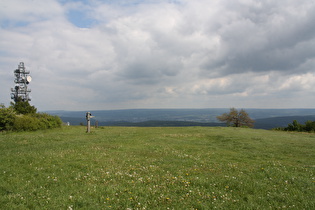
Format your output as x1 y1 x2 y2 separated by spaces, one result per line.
0 126 314 209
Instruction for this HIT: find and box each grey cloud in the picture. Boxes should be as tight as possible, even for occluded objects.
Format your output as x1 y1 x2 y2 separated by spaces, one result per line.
0 0 63 26
1 0 315 110
199 0 315 76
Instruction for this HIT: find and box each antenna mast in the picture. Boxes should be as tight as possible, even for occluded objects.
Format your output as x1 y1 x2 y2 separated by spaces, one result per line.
11 62 32 102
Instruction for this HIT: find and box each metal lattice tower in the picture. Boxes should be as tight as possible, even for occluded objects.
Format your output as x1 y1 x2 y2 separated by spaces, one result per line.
11 62 32 102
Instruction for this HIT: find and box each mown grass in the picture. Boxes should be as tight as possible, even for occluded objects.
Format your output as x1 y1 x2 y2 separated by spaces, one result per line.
0 126 314 209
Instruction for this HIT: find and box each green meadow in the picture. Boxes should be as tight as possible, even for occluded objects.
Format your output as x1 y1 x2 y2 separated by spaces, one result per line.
0 126 314 209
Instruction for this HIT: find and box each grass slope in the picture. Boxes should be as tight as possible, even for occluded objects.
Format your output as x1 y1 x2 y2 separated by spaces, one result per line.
0 127 314 209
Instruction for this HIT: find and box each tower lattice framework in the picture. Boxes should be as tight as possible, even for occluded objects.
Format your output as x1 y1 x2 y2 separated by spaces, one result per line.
11 62 32 102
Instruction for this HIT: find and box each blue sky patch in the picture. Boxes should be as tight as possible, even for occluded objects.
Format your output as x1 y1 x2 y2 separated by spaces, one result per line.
1 19 30 29
67 9 96 28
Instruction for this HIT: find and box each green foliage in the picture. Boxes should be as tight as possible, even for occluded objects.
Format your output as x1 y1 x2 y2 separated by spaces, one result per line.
12 113 62 131
0 104 16 131
304 120 315 132
0 127 314 209
0 104 62 132
33 113 63 129
217 108 255 127
10 97 37 115
277 120 315 132
13 114 41 131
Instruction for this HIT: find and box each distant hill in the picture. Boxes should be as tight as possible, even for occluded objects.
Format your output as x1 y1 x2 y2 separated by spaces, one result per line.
47 109 227 123
47 108 315 129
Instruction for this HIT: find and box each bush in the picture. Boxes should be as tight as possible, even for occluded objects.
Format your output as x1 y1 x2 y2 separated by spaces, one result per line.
1 104 62 132
0 105 16 131
12 113 62 131
34 113 63 129
276 120 315 133
304 120 315 132
13 114 41 131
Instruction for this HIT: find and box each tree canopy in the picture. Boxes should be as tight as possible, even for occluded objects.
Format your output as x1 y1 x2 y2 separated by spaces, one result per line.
10 97 37 115
217 108 255 128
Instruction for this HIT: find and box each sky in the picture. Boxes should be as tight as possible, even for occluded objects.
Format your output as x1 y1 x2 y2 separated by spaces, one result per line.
1 0 315 111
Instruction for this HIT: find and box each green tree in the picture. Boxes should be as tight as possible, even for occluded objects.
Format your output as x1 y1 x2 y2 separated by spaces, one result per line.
304 120 315 132
286 120 302 131
217 108 255 128
10 97 37 115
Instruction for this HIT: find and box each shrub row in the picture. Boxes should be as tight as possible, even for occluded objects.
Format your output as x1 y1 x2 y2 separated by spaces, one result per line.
0 105 62 131
274 120 315 132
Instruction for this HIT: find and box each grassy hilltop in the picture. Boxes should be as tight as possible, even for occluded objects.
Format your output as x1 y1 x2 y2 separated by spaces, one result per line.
0 126 314 209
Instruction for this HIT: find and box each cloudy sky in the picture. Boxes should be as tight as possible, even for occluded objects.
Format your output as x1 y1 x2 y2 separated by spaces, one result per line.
1 0 315 111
